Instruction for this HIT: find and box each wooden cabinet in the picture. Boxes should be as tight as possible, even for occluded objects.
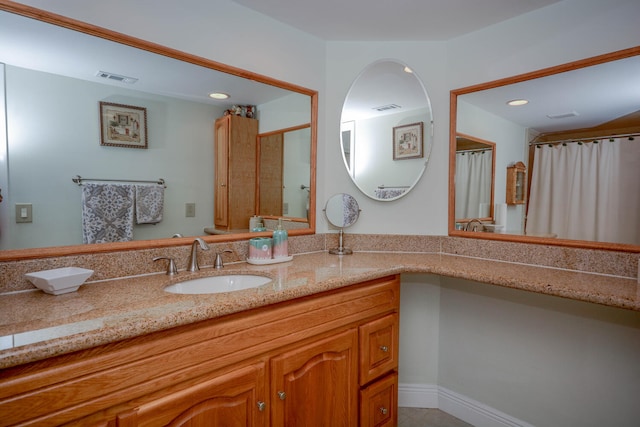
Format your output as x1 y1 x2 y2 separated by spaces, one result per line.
0 276 400 427
214 114 259 231
506 161 526 205
359 313 399 426
271 329 359 426
360 372 398 427
117 363 267 427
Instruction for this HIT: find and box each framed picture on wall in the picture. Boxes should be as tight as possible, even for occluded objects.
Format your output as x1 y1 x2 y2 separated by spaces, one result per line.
99 101 148 149
392 122 423 160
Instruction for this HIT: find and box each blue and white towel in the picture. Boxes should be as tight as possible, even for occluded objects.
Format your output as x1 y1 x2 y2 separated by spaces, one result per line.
81 183 135 244
135 184 164 224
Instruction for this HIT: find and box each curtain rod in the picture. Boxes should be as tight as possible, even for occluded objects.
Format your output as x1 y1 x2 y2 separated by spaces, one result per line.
529 132 639 146
456 148 492 154
72 175 166 187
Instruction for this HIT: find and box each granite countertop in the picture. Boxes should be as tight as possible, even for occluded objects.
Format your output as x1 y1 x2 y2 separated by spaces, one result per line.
0 251 638 369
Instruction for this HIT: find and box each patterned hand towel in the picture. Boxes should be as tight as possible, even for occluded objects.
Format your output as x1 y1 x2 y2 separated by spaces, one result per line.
81 183 135 243
135 184 164 224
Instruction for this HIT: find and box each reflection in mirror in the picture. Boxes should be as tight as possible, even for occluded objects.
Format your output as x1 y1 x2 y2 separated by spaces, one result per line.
0 5 317 259
455 134 495 224
450 47 640 251
257 125 311 221
340 60 433 201
325 193 360 255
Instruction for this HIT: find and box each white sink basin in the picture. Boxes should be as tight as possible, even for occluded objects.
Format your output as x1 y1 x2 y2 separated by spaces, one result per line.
164 274 271 294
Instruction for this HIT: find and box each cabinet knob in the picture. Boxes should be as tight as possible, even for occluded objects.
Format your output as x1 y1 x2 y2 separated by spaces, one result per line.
277 391 287 400
220 183 226 187
379 407 388 415
380 345 389 352
257 401 266 411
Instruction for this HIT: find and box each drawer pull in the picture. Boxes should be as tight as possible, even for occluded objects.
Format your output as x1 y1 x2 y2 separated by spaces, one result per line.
257 401 266 411
379 406 388 415
380 345 389 352
278 391 287 400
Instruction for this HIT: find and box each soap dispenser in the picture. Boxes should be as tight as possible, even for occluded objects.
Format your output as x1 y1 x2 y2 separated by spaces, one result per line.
272 218 288 258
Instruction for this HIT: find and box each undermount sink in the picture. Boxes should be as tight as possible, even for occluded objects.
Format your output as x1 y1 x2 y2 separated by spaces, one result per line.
164 274 271 295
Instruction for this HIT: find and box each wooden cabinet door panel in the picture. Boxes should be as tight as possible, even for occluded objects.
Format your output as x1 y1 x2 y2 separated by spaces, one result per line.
359 314 399 385
360 372 398 427
214 117 229 228
129 362 267 427
270 329 358 427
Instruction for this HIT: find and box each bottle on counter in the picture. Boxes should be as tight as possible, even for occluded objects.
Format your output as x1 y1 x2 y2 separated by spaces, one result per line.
250 215 266 232
272 218 288 258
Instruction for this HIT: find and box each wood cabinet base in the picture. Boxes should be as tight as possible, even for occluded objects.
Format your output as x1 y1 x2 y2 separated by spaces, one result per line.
0 276 400 426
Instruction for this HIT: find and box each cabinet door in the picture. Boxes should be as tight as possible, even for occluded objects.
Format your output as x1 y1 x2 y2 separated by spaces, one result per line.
360 372 398 427
214 116 229 228
119 362 267 427
270 329 358 427
359 314 399 385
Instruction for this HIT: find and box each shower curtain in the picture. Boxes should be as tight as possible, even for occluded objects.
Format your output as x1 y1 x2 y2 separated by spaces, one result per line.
455 150 493 219
526 138 640 244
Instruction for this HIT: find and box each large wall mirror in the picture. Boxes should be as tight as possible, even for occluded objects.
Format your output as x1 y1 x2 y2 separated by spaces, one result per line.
449 46 640 252
0 3 317 260
340 60 433 201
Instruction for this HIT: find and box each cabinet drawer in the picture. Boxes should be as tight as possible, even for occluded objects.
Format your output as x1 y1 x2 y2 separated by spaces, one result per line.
359 313 399 385
360 372 398 427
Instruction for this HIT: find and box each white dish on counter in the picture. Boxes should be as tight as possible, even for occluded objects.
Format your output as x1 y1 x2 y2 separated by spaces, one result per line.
25 267 94 295
246 255 293 265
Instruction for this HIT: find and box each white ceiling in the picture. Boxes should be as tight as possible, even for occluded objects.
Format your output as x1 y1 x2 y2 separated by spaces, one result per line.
231 0 564 41
2 2 637 136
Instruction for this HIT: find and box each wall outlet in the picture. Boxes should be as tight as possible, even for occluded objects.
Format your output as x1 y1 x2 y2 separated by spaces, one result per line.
16 203 33 223
185 203 196 217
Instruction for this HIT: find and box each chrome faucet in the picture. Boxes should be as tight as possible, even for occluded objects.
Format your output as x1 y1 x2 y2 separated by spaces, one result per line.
187 238 210 272
464 218 485 232
214 249 233 269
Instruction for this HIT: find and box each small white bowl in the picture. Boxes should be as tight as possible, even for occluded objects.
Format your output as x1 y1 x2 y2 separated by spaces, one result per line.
25 267 94 295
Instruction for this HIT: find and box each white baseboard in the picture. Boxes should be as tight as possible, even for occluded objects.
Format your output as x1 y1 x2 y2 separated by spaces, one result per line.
399 383 535 427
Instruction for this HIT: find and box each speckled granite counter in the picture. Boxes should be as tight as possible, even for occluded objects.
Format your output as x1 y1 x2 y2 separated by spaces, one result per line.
0 251 638 369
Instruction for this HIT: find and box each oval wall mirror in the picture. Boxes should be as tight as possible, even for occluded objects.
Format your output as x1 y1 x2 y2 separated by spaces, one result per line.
340 60 433 201
324 193 360 255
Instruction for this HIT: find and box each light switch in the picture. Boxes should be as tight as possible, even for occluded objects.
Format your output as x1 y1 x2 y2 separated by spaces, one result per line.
15 203 33 223
185 203 196 217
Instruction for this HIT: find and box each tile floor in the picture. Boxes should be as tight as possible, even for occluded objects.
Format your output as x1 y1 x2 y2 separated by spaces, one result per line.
398 407 473 427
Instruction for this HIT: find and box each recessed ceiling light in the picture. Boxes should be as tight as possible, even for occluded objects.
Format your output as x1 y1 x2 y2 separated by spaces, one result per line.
507 99 529 106
209 92 229 100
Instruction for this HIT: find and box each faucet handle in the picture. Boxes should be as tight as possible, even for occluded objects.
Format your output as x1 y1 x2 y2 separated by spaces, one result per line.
214 249 233 269
153 257 178 275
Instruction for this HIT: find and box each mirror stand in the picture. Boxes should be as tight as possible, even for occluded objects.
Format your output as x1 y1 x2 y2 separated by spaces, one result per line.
324 193 360 256
329 229 353 255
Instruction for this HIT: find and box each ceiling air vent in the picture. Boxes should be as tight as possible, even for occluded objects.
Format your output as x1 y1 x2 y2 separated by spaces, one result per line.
546 111 579 119
373 103 401 112
95 71 138 84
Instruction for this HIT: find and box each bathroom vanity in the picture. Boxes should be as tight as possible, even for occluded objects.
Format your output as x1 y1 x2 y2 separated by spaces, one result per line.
0 249 638 426
0 274 399 426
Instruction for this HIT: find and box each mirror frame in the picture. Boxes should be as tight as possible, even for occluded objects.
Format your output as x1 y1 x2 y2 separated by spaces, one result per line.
0 2 317 261
449 45 640 253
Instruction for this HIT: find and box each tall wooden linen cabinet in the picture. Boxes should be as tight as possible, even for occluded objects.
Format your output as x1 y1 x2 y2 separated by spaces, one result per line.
214 114 259 231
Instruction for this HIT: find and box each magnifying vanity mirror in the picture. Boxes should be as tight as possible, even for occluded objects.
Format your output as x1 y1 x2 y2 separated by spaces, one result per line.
324 193 360 255
340 60 433 201
450 46 640 251
0 4 317 260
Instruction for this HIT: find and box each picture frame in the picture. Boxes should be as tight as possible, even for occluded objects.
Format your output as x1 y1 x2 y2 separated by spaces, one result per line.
99 101 148 149
393 122 423 160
